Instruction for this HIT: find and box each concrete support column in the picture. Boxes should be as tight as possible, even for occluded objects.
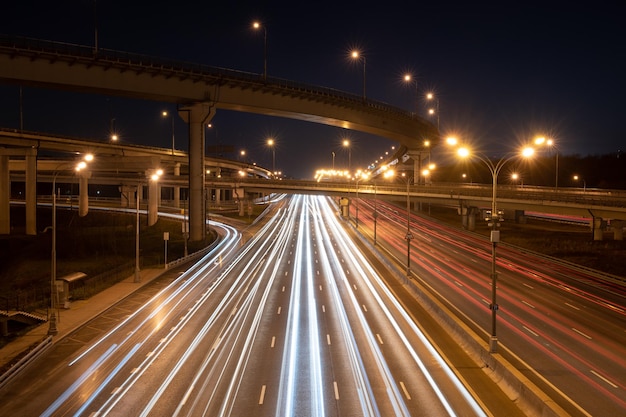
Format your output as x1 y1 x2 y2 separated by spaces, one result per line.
239 199 245 216
120 185 135 208
612 220 624 241
148 180 159 226
467 207 477 231
25 154 37 235
180 103 216 242
0 155 9 234
78 173 90 217
173 162 180 208
592 217 605 241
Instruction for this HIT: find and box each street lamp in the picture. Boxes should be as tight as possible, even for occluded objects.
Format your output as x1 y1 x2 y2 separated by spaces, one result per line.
399 172 414 278
162 110 175 155
535 137 558 190
353 170 369 228
267 138 276 176
403 73 420 115
135 169 162 283
252 21 267 80
426 92 440 130
351 50 366 99
49 153 94 335
342 139 351 172
454 143 535 353
573 174 586 192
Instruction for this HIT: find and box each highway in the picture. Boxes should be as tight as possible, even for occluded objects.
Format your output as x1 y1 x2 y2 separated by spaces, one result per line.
353 198 626 416
0 195 512 416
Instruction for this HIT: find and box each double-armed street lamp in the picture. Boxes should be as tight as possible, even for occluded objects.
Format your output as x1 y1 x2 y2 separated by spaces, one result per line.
252 21 268 80
534 137 558 190
449 137 536 353
49 153 94 336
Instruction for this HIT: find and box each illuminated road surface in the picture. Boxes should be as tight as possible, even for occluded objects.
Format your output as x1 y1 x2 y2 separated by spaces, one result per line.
354 198 626 417
0 195 496 416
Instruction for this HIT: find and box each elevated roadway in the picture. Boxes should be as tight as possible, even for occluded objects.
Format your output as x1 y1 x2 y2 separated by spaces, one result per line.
0 35 438 241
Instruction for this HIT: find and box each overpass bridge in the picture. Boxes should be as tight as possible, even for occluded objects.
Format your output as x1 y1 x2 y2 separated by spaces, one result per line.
204 177 626 240
0 35 438 241
4 133 625 241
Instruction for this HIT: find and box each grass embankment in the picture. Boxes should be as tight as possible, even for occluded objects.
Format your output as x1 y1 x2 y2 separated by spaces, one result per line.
0 206 213 298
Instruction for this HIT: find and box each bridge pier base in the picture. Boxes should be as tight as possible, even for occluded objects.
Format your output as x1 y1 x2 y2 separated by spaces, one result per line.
592 217 605 241
0 147 38 235
612 220 624 240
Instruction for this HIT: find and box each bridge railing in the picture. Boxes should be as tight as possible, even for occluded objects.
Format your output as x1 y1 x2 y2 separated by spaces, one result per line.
0 34 428 125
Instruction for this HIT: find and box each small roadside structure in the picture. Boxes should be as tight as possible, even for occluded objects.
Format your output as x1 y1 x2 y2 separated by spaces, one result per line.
56 272 87 309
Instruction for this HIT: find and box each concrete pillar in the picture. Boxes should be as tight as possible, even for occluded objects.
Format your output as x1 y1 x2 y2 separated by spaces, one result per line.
78 173 90 217
120 185 135 208
0 155 9 234
180 103 216 242
239 199 245 216
173 162 180 208
467 207 476 231
612 220 624 241
25 154 37 235
592 217 605 241
148 179 159 226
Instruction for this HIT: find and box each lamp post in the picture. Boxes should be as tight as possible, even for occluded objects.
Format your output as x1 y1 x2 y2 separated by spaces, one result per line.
573 175 586 192
49 154 94 335
135 169 162 283
252 21 267 80
267 138 275 176
351 50 366 99
535 137 558 190
373 181 378 245
400 173 414 278
343 139 351 172
162 110 175 155
426 93 440 130
403 73 419 115
455 144 535 353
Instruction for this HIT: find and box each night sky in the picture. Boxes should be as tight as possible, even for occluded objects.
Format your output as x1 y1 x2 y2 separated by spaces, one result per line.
1 1 624 179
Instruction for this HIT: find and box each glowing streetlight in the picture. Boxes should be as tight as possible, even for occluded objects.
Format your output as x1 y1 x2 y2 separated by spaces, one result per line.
49 153 94 335
535 136 559 190
135 169 162 283
426 92 440 130
454 142 536 353
267 138 275 175
342 139 352 172
252 21 267 80
573 174 586 192
351 50 366 99
403 73 419 114
161 110 175 155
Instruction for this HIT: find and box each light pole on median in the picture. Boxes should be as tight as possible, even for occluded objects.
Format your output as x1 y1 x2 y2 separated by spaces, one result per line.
49 153 94 336
401 172 414 278
454 142 536 353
